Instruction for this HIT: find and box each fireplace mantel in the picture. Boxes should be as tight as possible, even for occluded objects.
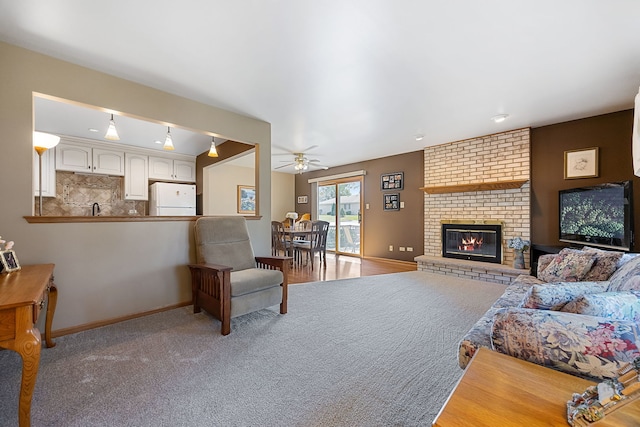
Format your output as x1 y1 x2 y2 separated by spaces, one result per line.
420 179 528 194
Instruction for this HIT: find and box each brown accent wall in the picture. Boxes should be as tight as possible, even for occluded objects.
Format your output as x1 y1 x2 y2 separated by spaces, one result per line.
531 109 638 251
294 150 424 262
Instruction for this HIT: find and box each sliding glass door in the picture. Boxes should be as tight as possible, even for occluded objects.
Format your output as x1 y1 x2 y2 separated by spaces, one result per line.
318 178 362 256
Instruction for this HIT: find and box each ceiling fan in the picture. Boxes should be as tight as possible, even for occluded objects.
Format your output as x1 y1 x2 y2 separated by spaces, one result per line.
273 145 329 173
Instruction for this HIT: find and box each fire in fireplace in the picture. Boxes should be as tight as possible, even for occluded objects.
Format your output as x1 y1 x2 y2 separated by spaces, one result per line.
441 222 502 264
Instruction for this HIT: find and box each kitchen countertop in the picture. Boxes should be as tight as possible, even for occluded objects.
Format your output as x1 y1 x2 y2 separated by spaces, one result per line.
24 215 261 223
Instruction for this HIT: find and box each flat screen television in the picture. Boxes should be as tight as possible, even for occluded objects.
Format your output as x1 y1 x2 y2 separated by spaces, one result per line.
559 181 634 251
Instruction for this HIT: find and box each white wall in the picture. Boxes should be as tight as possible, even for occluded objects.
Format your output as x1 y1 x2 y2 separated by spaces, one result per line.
0 41 272 332
204 162 255 215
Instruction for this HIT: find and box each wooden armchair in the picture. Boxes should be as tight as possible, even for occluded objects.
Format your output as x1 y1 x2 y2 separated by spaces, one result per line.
189 216 291 335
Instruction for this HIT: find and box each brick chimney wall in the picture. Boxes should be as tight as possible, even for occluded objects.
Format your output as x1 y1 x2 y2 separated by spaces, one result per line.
423 128 531 267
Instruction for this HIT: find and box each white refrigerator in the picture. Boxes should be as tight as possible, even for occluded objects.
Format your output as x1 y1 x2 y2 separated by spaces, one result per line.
149 182 196 216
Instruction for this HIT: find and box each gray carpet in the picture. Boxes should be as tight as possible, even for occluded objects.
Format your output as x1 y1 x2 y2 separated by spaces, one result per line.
0 271 505 427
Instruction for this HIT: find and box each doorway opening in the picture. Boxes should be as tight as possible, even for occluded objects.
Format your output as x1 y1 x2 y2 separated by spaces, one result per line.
318 177 362 256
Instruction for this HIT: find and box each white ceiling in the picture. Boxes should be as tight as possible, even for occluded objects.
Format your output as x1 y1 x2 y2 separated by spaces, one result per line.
1 1 639 173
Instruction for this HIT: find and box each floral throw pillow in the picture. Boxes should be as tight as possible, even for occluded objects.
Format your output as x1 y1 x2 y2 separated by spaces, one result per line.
579 248 624 281
538 251 597 283
491 307 640 380
561 291 640 322
519 281 609 311
607 255 640 292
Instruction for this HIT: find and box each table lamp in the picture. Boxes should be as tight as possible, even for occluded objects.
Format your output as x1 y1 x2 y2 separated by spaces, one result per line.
33 131 61 215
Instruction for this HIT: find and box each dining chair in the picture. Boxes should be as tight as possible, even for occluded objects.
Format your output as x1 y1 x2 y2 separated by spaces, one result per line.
271 220 292 256
293 220 329 270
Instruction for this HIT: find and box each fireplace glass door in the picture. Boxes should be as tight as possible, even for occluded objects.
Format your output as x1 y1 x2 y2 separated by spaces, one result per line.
442 224 502 263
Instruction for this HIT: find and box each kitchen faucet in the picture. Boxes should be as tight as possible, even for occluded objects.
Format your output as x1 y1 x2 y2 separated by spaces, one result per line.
92 202 101 216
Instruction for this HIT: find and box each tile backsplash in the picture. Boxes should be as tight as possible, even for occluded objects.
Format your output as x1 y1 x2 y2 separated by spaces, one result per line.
37 171 147 216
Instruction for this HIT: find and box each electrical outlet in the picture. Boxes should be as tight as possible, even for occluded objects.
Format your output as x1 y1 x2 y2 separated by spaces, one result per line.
399 247 406 252
400 201 405 208
366 203 370 209
388 245 393 251
407 247 413 252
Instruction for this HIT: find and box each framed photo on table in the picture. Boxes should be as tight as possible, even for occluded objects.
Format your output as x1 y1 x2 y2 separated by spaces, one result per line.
564 147 599 179
0 250 21 273
237 185 256 214
381 172 404 190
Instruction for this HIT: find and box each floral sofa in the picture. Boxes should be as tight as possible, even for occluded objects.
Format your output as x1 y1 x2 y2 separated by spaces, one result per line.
458 247 640 380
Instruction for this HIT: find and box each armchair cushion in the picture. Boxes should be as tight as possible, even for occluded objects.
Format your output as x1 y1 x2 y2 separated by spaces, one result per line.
561 291 640 322
491 307 640 379
195 217 256 271
231 268 284 297
519 281 609 310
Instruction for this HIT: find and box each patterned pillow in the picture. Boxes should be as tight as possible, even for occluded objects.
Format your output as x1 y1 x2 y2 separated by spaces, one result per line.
519 281 609 310
538 251 597 283
491 307 640 380
561 291 640 322
578 248 624 281
607 255 640 292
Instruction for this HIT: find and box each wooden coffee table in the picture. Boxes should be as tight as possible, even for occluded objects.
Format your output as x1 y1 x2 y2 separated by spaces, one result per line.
433 347 640 426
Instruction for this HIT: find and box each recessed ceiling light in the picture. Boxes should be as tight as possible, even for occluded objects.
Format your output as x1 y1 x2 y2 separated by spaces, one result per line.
154 140 162 144
491 114 509 123
88 128 99 132
415 134 424 141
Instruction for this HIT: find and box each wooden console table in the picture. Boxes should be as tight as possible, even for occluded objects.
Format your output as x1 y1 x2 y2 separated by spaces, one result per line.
433 348 640 426
0 264 58 427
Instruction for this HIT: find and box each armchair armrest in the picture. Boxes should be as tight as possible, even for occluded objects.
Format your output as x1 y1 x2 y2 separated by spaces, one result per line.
188 262 232 273
255 256 292 271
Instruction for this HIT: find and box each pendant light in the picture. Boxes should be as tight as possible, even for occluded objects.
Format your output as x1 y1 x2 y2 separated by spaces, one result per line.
163 126 174 150
104 114 120 140
208 137 219 157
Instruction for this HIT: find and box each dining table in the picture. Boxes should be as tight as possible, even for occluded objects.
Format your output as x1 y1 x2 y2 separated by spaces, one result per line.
282 226 312 261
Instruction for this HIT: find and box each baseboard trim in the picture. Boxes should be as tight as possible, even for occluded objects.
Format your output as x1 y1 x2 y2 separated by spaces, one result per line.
361 256 417 267
51 301 192 338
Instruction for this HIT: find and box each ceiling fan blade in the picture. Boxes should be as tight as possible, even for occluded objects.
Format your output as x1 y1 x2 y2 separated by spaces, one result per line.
309 163 329 170
298 145 318 153
271 144 294 153
274 163 294 170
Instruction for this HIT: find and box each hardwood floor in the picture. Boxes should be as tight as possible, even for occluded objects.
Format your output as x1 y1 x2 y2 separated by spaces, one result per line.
287 253 417 284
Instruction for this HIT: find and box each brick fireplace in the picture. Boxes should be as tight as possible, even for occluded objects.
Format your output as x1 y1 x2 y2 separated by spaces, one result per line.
416 128 531 284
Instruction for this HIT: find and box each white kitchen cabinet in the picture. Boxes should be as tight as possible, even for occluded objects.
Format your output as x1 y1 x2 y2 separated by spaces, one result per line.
124 153 149 200
173 159 196 182
33 148 56 197
56 142 92 172
93 148 125 175
56 142 124 176
149 156 195 182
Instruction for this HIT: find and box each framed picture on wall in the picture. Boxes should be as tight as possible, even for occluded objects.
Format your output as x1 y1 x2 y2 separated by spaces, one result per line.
237 185 256 214
383 193 400 211
564 147 599 179
381 172 404 190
